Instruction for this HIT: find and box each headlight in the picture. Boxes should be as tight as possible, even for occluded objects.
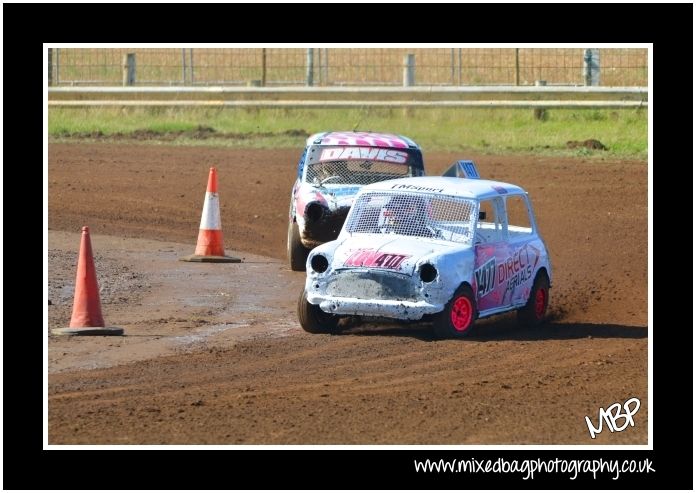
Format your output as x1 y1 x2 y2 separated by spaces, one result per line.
310 254 329 273
419 263 437 283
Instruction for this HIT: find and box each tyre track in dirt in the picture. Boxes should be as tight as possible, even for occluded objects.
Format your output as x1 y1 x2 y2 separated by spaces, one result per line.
48 325 647 444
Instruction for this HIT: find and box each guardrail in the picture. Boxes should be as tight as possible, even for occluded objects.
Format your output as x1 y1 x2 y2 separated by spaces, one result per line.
48 86 648 108
48 100 646 108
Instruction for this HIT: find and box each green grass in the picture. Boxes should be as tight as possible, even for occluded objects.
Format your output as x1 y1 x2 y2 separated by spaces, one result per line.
48 107 647 160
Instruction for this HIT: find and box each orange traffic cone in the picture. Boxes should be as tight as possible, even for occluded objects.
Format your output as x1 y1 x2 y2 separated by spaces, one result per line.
180 167 241 263
52 227 124 336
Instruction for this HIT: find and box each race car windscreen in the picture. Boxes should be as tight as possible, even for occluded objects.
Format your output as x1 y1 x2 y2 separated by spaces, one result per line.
345 191 477 244
304 145 423 186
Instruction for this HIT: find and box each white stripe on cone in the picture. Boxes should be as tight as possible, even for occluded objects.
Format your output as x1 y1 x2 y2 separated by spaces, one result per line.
199 192 222 230
195 190 226 256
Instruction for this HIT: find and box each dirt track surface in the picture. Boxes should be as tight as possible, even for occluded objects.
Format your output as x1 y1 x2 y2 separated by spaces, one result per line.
48 143 648 444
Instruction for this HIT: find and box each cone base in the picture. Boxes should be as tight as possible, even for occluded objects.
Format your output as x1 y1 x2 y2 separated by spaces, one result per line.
52 326 124 336
180 254 241 263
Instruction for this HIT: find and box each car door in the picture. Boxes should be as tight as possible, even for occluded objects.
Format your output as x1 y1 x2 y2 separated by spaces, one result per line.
473 197 510 312
502 193 541 307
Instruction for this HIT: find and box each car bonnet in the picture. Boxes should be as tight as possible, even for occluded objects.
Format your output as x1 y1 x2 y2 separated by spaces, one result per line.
327 235 465 276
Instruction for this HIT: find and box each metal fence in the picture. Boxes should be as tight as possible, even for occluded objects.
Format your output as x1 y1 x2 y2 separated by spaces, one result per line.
48 48 647 87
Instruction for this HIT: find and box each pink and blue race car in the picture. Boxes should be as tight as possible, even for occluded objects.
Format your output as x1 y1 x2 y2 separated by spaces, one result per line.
298 161 553 338
287 131 425 271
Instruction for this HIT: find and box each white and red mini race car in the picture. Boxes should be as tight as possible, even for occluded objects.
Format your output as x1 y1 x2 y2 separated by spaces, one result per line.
287 131 425 271
298 162 552 338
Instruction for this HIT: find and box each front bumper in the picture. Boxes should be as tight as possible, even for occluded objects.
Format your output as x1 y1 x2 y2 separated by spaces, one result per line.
306 293 444 320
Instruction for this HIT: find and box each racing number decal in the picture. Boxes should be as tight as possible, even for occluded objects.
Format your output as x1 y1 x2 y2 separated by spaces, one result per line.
344 249 410 270
475 242 541 310
474 244 506 310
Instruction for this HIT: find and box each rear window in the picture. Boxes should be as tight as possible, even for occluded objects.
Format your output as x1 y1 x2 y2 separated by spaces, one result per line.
304 145 423 185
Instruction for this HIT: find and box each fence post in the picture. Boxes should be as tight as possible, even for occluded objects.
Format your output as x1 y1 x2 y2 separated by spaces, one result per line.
458 48 462 86
189 48 194 84
182 48 187 85
515 48 520 86
48 48 53 86
403 53 415 87
323 48 329 86
261 48 267 87
122 53 136 86
55 48 60 85
306 48 314 86
583 49 592 86
583 48 600 86
450 48 455 85
533 80 547 120
317 48 322 85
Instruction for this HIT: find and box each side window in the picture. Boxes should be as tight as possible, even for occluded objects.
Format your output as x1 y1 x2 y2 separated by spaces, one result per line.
506 195 533 236
475 198 504 244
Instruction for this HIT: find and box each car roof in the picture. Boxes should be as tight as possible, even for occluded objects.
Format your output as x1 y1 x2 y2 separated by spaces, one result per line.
306 131 420 150
359 176 526 200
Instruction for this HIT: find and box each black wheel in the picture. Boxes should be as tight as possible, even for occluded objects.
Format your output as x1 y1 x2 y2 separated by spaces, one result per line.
517 272 550 327
433 285 477 339
287 220 309 271
297 289 340 334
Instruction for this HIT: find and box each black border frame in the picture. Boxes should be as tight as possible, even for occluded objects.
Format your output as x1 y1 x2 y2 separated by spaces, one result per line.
7 2 691 490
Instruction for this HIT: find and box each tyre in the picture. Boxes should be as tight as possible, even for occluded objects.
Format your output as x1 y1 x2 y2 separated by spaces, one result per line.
287 220 309 271
517 272 550 327
297 289 340 334
433 285 477 339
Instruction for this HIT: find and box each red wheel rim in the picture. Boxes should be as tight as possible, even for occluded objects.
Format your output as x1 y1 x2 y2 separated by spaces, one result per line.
534 287 547 318
450 296 473 332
